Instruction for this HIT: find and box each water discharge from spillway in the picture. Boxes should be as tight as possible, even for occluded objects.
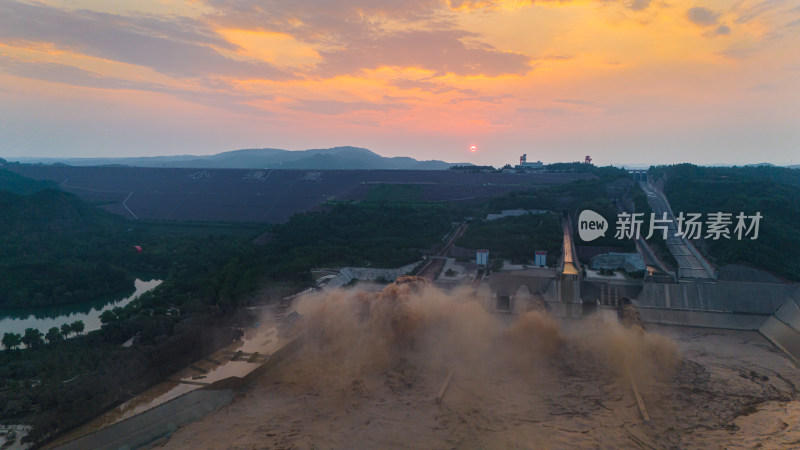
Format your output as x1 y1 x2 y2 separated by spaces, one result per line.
162 277 800 448
285 277 679 396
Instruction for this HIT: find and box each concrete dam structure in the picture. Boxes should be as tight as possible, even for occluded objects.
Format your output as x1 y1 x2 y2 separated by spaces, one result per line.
470 211 800 365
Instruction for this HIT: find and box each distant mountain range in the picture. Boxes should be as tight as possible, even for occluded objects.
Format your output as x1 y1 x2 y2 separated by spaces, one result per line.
744 162 800 169
8 147 464 170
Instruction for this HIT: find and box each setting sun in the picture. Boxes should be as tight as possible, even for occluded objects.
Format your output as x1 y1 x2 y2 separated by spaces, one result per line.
0 0 797 166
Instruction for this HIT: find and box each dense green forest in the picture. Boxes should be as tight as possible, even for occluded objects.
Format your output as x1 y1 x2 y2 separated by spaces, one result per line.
651 164 800 280
0 188 136 306
456 213 562 265
164 202 459 314
0 229 249 442
364 183 423 203
0 184 263 307
359 167 644 266
474 165 638 252
0 168 167 307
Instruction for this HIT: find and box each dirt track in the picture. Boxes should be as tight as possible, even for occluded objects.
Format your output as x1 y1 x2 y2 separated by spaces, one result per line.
160 285 800 449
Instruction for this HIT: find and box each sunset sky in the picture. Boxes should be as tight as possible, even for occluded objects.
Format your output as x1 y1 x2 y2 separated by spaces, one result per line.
0 0 798 166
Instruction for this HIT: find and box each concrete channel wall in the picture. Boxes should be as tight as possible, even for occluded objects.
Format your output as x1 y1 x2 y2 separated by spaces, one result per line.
759 298 800 365
633 279 800 331
55 389 235 450
637 307 768 330
637 281 799 314
55 337 303 450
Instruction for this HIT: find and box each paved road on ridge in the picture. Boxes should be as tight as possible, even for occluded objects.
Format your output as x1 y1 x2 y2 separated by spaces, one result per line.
640 183 715 280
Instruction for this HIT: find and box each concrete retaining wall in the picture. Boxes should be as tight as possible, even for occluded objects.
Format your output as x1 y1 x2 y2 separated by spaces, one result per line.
489 273 553 297
759 298 800 365
638 281 798 314
581 280 644 306
759 317 800 365
56 389 235 450
636 306 768 330
545 301 582 319
55 337 303 450
774 298 800 331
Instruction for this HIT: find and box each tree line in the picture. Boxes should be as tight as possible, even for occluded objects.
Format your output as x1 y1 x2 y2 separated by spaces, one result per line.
2 321 85 350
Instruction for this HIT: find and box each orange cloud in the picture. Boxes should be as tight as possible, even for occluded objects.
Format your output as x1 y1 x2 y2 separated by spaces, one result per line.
1 0 797 165
217 29 321 67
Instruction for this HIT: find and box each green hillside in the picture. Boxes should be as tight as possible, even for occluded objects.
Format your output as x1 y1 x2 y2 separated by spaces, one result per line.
456 213 562 265
652 164 800 280
0 188 136 306
0 166 57 194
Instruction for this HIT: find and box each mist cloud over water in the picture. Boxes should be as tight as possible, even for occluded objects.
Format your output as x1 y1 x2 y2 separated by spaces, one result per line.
288 277 678 391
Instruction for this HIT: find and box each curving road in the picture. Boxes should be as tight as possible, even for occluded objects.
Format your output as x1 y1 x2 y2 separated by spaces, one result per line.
640 183 715 281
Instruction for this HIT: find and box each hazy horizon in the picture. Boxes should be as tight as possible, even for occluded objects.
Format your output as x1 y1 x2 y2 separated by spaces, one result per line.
1 0 798 167
3 146 797 169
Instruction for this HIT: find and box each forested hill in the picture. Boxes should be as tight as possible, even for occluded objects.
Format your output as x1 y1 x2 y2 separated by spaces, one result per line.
651 164 800 281
0 188 118 232
0 187 135 307
0 166 57 194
